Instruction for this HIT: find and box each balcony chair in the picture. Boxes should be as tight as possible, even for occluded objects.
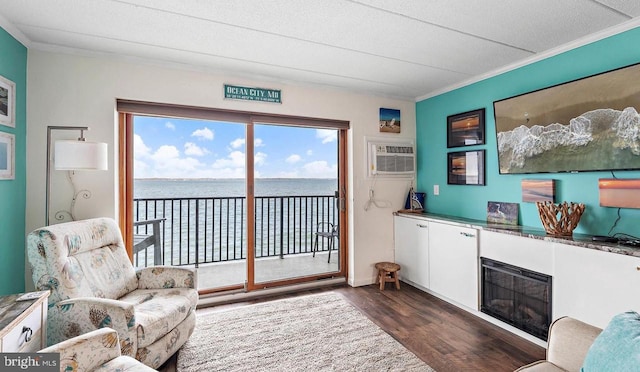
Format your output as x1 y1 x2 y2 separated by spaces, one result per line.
133 218 165 266
312 222 339 263
39 328 156 371
27 217 198 369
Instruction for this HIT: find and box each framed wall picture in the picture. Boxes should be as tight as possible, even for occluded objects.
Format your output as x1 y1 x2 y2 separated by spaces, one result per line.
447 108 485 148
0 75 16 128
0 132 15 180
379 108 400 133
447 150 485 185
494 62 640 174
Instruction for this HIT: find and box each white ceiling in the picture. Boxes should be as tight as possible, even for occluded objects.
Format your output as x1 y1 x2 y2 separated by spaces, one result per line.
1 0 639 101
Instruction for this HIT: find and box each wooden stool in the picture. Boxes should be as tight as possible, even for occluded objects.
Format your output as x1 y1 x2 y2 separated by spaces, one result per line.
375 262 401 291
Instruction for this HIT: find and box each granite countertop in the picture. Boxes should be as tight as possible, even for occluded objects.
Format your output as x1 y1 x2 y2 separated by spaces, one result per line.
394 211 640 258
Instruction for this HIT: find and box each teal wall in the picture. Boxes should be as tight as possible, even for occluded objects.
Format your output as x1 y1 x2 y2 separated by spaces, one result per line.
0 27 27 295
417 27 640 236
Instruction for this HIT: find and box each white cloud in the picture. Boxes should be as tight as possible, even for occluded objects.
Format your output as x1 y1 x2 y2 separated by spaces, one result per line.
306 149 313 156
212 151 246 169
165 122 176 130
184 142 210 156
286 154 301 164
134 134 151 159
191 127 214 141
230 138 264 148
302 161 337 178
255 152 267 166
230 138 245 149
153 145 180 161
316 129 336 144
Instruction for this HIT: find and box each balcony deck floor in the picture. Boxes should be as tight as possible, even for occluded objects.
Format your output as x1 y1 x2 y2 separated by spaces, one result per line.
174 251 340 290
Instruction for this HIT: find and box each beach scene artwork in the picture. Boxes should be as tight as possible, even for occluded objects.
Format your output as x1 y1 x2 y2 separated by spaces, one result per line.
494 63 640 174
599 178 640 209
379 108 400 133
487 201 519 225
522 179 555 202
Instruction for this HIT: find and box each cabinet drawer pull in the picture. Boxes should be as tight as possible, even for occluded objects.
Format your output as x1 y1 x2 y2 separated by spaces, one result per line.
637 266 640 271
416 224 428 228
460 232 475 238
21 326 33 343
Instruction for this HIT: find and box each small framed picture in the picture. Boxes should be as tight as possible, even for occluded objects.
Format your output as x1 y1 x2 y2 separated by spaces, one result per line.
447 108 485 148
0 132 15 180
0 75 16 128
447 150 485 185
379 108 400 133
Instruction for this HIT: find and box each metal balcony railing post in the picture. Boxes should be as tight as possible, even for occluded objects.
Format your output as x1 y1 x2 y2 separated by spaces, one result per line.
279 197 284 259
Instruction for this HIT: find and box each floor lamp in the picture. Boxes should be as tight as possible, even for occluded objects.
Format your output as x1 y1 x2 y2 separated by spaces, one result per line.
45 126 108 225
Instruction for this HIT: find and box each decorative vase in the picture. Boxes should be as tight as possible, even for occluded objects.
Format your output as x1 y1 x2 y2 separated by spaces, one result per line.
536 201 585 236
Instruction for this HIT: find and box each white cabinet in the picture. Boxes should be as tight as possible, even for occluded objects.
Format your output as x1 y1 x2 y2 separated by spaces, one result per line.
480 230 553 275
428 221 479 310
393 215 430 289
0 292 49 352
553 242 640 328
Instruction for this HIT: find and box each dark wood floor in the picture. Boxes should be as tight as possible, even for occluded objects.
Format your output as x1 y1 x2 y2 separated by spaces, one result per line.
164 283 545 371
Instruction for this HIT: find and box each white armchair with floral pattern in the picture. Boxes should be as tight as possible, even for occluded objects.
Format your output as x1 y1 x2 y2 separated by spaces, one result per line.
27 217 198 369
39 328 156 371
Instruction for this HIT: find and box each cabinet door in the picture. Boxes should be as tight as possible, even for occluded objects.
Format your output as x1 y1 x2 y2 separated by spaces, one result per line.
394 215 429 288
554 243 640 328
429 222 479 310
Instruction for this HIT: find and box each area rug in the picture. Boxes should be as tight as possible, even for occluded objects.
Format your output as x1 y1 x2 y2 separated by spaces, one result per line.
177 292 434 371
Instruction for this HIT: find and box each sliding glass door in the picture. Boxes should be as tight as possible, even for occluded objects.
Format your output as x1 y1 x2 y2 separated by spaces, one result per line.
251 123 342 286
119 101 348 294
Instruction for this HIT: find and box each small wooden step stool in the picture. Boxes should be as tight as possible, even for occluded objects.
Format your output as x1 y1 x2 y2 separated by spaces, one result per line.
375 262 401 291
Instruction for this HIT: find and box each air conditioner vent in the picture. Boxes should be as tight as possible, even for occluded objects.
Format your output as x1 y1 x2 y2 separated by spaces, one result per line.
368 141 415 176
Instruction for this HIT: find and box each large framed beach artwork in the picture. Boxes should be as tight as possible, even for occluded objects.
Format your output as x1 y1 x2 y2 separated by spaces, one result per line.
493 62 640 174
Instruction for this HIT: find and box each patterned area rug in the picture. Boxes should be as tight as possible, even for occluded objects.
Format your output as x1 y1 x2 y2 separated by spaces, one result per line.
177 292 434 371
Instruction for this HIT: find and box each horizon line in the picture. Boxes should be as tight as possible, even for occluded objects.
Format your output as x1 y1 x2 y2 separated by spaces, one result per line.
135 177 337 181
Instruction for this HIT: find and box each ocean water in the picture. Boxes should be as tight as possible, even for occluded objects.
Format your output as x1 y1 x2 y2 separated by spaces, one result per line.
133 178 339 266
134 178 338 199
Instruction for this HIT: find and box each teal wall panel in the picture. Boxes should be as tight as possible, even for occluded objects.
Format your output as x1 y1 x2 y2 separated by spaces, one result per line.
0 27 27 295
417 27 640 236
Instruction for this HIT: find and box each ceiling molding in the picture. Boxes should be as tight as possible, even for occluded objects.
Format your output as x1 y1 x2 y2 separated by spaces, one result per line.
415 17 640 102
0 13 31 47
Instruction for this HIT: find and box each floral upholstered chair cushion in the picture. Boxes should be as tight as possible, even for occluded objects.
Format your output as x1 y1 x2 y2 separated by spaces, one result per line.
27 217 198 369
39 327 156 372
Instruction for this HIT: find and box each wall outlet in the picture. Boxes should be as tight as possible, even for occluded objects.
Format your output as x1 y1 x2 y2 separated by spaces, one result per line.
434 184 440 195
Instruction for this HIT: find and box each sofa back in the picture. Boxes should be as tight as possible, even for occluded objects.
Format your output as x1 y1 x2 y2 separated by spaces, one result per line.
27 217 138 304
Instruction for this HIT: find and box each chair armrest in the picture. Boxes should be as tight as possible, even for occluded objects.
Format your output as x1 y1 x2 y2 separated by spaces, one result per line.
133 218 166 227
40 328 121 371
136 266 197 289
547 316 602 371
56 297 138 356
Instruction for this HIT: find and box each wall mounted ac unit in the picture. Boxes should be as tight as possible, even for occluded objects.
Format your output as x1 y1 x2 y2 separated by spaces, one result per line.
368 141 415 176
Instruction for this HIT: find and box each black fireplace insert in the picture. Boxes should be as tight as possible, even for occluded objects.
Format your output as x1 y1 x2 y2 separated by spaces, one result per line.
481 258 552 340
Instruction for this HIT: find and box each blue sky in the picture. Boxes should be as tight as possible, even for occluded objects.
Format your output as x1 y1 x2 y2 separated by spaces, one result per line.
133 116 337 179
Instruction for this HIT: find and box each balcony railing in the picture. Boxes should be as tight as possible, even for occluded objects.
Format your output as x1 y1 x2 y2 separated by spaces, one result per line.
133 195 337 267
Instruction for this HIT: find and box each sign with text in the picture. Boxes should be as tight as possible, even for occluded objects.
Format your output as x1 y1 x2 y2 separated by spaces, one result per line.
224 84 281 103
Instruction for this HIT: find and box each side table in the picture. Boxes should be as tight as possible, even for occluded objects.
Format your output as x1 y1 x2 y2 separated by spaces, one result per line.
0 291 49 352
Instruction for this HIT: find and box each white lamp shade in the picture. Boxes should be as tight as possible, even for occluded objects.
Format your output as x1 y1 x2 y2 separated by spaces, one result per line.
55 140 108 170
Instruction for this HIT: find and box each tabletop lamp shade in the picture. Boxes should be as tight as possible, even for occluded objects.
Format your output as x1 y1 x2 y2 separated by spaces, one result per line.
54 140 108 170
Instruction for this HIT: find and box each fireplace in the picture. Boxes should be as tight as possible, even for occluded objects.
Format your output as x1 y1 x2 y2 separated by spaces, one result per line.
481 258 552 340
